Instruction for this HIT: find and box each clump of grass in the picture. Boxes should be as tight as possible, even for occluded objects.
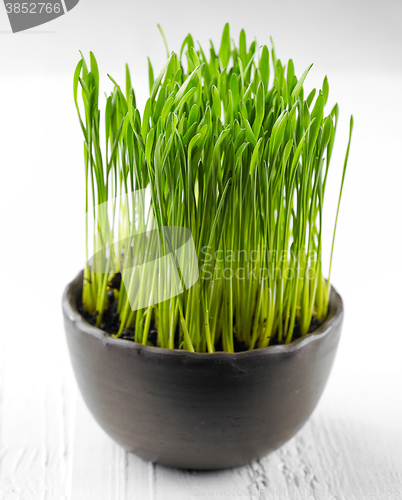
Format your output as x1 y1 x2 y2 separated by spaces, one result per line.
74 24 353 352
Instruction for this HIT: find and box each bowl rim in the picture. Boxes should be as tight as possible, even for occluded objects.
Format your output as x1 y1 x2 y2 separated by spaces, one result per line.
62 271 343 359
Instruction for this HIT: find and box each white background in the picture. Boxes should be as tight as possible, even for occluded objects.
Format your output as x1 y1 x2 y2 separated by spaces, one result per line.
0 0 401 498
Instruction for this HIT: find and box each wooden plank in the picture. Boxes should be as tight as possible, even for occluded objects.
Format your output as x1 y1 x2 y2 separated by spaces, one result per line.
68 392 125 500
125 447 153 499
69 392 152 500
0 334 73 500
255 414 402 500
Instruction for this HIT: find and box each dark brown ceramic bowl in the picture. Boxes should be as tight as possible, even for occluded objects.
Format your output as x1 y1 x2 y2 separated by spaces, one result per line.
62 272 343 470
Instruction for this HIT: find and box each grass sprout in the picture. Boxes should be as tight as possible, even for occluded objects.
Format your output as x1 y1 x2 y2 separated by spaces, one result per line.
74 24 353 352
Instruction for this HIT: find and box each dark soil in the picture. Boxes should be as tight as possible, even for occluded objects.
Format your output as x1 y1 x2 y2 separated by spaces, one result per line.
77 284 324 351
77 289 158 343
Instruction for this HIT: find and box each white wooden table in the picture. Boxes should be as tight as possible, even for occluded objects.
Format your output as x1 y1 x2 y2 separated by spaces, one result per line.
1 282 402 500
